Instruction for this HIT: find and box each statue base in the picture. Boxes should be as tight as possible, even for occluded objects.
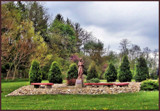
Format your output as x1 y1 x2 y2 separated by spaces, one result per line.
75 79 83 88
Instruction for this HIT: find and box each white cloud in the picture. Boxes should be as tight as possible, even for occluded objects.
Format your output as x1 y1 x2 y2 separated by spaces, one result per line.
42 1 159 52
84 25 155 52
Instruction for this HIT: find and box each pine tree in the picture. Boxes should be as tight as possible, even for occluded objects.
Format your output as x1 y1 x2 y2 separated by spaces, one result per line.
48 61 62 83
105 63 117 82
87 61 98 80
29 60 42 83
118 55 132 82
67 63 78 80
135 56 149 82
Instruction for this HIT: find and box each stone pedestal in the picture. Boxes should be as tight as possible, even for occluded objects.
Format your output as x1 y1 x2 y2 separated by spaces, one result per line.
75 79 83 88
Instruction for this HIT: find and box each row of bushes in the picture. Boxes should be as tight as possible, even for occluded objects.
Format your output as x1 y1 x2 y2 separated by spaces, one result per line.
29 60 62 83
87 55 150 82
29 60 79 84
29 54 152 84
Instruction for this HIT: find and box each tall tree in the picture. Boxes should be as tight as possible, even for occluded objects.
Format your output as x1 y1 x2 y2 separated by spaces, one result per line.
74 23 92 52
49 14 77 58
142 47 151 61
119 39 130 57
1 3 36 79
83 39 105 65
28 2 49 42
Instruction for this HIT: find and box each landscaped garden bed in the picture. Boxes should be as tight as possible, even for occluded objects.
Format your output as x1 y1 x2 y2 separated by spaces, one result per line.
6 82 140 96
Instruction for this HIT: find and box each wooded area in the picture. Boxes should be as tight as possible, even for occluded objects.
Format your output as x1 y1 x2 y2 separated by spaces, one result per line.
1 2 159 80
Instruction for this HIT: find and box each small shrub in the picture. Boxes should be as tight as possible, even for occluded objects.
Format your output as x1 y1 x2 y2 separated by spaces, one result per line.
67 63 78 80
87 78 100 83
87 61 98 80
141 79 159 91
118 55 132 82
48 61 62 83
105 63 117 82
29 60 42 83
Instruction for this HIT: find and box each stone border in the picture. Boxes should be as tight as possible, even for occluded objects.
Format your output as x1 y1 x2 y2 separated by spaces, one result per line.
6 82 141 96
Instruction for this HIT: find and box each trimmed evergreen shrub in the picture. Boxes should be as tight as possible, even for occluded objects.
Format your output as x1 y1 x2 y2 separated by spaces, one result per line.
87 78 100 83
105 63 117 82
118 55 132 82
141 79 159 91
67 63 78 80
29 60 42 83
48 61 62 83
87 61 98 80
135 56 149 82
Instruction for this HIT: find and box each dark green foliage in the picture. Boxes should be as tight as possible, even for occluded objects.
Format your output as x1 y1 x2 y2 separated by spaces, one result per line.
141 79 159 91
105 63 117 82
87 62 98 80
87 78 100 83
41 65 50 80
135 56 149 82
118 55 132 82
29 60 42 83
67 63 78 80
48 61 62 83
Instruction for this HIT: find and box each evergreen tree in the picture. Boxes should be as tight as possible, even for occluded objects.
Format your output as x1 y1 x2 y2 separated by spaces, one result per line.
135 56 149 82
105 63 117 82
29 60 42 83
48 61 62 83
67 63 78 80
118 55 132 82
87 61 98 80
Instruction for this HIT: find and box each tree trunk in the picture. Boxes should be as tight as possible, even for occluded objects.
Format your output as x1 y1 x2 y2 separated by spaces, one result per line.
12 65 18 80
5 65 12 80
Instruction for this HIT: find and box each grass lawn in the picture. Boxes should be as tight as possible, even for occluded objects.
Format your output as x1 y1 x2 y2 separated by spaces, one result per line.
1 80 159 110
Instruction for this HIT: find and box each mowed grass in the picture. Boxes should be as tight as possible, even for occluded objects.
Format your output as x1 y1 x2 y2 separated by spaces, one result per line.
1 81 159 110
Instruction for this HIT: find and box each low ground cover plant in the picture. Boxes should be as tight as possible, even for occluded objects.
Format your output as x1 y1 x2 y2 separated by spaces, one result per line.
141 79 159 91
87 78 100 83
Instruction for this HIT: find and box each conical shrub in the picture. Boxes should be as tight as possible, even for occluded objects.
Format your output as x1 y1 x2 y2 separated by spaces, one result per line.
67 63 78 80
48 61 62 83
118 55 132 82
29 60 42 83
105 63 117 82
135 56 149 82
87 61 98 80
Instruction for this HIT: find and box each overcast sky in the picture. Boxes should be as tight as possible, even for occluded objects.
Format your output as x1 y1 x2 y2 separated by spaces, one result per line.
41 1 159 52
